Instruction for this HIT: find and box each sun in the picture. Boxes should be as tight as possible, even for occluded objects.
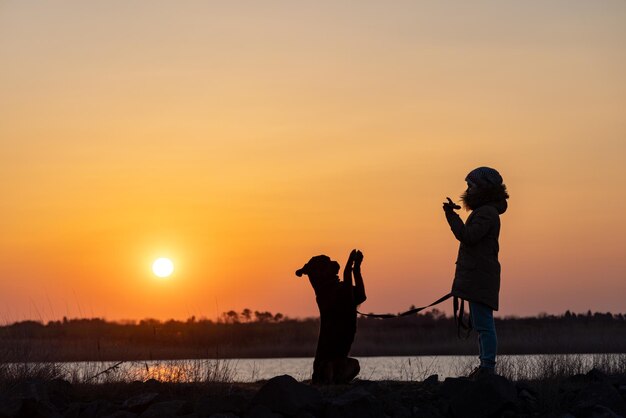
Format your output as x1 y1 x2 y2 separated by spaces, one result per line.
152 257 174 278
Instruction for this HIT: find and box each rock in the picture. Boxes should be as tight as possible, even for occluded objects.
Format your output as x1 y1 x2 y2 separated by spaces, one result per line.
562 373 591 392
326 386 385 418
79 400 118 418
122 393 159 414
195 393 248 416
250 375 322 416
448 375 518 418
178 400 196 416
385 404 411 418
584 405 623 418
140 400 189 418
375 389 410 418
3 398 62 418
62 402 82 418
411 404 445 418
570 381 626 417
5 379 72 412
102 412 138 418
439 377 473 399
244 404 283 418
7 379 63 400
349 380 383 396
516 382 538 413
0 395 23 418
208 413 239 418
587 369 611 383
0 380 70 418
518 388 536 400
423 375 439 386
518 388 537 404
515 381 536 396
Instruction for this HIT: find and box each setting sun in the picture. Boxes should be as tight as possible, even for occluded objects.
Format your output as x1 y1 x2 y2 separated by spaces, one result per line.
152 258 174 278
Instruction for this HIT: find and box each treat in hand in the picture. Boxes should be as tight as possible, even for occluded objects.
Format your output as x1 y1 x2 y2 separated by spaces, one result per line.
443 197 461 211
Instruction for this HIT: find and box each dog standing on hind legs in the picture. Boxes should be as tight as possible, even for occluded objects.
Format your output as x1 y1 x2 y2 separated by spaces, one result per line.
296 249 366 384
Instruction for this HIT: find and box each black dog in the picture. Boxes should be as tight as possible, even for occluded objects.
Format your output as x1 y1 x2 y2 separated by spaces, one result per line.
296 249 366 384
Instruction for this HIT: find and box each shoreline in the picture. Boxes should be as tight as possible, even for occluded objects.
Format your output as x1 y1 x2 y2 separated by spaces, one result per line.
3 353 625 384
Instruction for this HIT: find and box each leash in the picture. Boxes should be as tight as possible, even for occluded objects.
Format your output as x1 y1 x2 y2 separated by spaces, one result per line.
357 292 473 339
357 293 453 318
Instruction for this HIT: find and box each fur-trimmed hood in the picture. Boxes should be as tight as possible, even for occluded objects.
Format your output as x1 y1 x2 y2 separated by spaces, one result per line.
461 184 509 214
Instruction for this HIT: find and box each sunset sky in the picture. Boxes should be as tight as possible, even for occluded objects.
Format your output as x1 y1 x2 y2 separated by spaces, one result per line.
1 1 625 323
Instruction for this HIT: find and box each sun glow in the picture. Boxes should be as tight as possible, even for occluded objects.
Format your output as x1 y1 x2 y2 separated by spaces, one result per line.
152 258 174 278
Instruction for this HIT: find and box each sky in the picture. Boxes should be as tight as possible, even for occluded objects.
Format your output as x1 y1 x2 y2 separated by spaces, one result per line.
1 1 625 323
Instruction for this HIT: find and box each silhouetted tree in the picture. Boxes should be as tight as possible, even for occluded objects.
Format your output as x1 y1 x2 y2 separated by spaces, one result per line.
241 308 252 322
254 311 273 323
222 310 240 324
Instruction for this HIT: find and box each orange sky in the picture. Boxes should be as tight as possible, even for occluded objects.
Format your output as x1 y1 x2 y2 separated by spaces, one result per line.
1 1 625 322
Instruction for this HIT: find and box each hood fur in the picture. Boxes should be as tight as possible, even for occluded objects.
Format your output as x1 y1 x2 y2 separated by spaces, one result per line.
461 184 509 214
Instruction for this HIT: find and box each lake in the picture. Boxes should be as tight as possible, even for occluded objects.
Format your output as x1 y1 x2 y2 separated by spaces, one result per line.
52 353 625 383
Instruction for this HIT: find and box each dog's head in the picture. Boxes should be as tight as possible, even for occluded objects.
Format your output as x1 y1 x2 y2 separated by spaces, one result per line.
296 255 340 283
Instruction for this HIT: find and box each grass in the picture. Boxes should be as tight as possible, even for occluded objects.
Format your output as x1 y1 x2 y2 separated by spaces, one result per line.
1 345 624 385
0 361 66 384
497 353 626 381
355 353 626 382
0 341 239 387
441 353 626 381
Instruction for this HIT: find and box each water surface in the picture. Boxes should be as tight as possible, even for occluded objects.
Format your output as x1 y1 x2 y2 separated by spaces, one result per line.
60 353 624 383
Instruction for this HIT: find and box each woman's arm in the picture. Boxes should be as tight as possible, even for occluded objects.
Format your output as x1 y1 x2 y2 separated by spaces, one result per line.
444 205 496 245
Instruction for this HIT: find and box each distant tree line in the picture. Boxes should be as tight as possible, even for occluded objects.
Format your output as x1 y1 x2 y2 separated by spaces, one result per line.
220 308 285 324
0 309 624 361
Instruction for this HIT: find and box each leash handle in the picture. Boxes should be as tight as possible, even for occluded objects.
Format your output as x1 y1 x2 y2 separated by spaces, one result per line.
454 296 473 339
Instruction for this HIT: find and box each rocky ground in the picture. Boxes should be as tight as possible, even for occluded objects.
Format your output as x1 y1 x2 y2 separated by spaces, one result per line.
0 369 624 418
